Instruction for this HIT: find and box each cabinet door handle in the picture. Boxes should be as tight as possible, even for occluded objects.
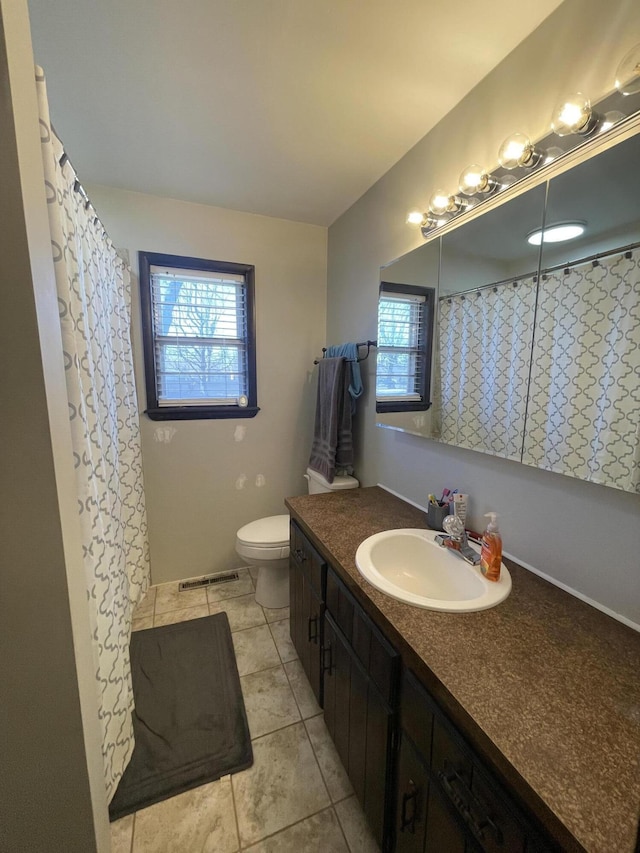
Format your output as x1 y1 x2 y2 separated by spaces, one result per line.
438 763 503 846
294 548 307 563
308 614 318 643
400 780 418 833
321 642 333 674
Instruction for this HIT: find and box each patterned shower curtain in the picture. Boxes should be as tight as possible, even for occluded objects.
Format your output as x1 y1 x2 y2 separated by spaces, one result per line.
438 278 537 460
523 251 640 492
36 68 150 800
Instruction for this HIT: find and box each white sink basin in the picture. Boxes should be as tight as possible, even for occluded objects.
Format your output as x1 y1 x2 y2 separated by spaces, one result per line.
355 528 511 612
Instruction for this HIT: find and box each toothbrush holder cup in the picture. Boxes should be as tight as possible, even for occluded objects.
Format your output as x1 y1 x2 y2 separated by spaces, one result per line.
427 503 450 530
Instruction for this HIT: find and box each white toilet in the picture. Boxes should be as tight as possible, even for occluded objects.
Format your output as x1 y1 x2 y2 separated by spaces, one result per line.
235 467 359 609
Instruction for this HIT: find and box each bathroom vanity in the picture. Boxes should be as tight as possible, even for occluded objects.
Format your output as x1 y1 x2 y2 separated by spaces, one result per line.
286 487 640 853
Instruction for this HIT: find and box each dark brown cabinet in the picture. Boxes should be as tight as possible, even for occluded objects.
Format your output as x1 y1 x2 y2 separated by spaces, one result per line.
288 522 558 853
288 521 325 705
323 568 400 851
396 669 553 853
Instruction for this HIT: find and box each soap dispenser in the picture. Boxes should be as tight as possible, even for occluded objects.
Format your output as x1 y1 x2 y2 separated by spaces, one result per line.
480 512 502 582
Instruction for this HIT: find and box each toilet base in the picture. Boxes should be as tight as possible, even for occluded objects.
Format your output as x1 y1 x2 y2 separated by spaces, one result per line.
254 563 289 610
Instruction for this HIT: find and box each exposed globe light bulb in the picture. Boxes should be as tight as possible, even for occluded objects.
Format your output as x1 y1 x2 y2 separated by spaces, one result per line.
551 93 600 136
406 210 427 226
428 190 453 215
497 133 544 170
615 43 640 95
428 189 469 216
458 164 499 196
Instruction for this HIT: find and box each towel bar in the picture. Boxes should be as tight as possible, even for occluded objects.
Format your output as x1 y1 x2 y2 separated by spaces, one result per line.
313 340 377 365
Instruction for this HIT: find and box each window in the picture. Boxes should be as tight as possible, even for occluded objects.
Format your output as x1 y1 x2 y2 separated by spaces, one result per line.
376 282 434 413
139 251 258 420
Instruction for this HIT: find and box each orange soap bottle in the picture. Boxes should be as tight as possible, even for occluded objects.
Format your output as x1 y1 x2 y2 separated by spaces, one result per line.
480 512 502 582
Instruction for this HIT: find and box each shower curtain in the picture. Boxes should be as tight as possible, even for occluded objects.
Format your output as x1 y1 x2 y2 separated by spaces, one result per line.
36 68 150 800
523 251 640 492
438 278 537 460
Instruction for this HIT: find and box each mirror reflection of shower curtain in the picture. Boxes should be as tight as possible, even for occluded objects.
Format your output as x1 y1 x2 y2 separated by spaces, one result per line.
37 68 151 800
523 251 640 493
438 279 537 460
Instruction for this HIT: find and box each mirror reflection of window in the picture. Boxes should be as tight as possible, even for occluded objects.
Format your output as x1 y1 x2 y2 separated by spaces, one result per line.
376 283 434 413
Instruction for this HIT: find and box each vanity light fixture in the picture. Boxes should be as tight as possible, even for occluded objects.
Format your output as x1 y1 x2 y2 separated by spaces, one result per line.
428 189 470 216
615 43 640 95
406 210 428 225
551 92 602 137
497 133 544 169
458 164 500 196
407 211 447 234
421 217 445 237
526 221 586 246
600 110 626 132
409 42 640 239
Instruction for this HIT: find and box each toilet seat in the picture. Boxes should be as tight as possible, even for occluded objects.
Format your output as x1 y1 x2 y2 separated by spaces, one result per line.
236 514 289 561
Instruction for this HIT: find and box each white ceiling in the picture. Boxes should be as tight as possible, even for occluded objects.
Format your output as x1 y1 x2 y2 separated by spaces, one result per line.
26 0 565 226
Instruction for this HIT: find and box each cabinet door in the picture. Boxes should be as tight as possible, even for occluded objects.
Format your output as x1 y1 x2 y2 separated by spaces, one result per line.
395 733 429 853
424 784 467 853
289 559 323 705
305 582 323 705
289 560 304 663
323 615 352 769
324 614 392 852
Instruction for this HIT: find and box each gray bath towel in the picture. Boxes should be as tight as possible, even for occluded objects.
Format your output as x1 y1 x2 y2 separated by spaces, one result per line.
309 357 354 484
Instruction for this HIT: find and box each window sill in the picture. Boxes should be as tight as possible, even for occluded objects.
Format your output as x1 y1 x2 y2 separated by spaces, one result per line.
376 401 431 414
145 405 260 421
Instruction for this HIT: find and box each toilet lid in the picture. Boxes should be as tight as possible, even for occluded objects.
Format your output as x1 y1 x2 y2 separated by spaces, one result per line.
237 514 290 547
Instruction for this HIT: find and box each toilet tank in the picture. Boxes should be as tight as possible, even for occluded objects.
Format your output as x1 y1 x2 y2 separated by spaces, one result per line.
305 467 359 494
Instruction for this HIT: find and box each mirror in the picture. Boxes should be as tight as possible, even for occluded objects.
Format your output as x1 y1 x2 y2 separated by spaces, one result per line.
377 129 640 494
522 134 640 492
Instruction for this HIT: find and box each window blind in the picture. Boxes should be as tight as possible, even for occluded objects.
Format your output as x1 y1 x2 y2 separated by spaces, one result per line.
376 291 426 401
150 266 249 406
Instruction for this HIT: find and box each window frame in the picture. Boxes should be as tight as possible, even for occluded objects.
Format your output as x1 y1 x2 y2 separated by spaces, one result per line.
139 250 259 421
375 281 434 414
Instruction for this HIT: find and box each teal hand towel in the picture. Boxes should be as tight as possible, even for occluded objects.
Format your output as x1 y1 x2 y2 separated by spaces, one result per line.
326 343 363 412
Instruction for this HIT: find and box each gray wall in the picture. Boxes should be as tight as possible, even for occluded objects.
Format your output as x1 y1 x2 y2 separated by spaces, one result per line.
0 1 109 849
88 185 327 585
327 0 640 626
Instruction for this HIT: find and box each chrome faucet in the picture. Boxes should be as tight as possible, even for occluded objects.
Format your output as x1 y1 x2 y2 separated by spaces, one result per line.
435 514 481 566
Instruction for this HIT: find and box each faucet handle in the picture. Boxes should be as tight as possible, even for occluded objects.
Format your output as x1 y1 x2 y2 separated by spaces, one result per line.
443 514 465 538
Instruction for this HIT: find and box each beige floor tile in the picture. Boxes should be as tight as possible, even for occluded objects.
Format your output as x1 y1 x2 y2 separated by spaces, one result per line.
153 604 209 627
335 795 380 853
154 582 207 614
232 722 330 847
240 665 300 739
244 807 349 853
284 659 321 718
262 605 290 623
133 587 156 618
269 618 298 663
131 614 153 632
209 593 266 632
305 714 354 802
232 624 281 676
132 777 238 853
206 569 254 602
110 813 134 853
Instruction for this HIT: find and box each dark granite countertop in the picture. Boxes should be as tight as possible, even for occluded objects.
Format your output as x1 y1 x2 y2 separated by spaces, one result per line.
285 486 640 853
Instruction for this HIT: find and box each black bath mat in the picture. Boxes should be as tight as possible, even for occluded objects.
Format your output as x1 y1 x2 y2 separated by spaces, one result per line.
109 612 252 820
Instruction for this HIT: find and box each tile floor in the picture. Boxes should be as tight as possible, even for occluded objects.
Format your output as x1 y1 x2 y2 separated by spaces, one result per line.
113 568 381 853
